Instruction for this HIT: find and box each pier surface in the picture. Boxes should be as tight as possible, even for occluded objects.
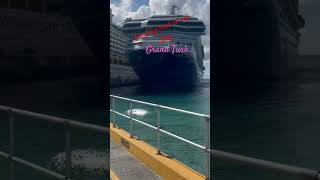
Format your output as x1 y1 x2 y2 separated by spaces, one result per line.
110 139 162 180
109 123 205 180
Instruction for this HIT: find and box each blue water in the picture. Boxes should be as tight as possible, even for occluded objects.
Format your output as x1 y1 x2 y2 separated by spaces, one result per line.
213 70 320 180
110 84 210 174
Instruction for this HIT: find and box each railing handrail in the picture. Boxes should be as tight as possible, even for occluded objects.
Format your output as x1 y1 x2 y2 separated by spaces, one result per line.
210 149 320 180
110 109 207 150
110 94 211 179
109 95 211 148
110 94 210 118
0 105 109 180
0 105 109 134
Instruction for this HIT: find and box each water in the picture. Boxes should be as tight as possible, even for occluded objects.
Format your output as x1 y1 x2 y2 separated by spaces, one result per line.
213 69 320 179
0 77 107 180
110 84 210 175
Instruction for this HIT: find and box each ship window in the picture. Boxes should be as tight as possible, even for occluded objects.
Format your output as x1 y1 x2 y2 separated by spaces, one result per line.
180 22 204 26
125 29 144 33
162 27 175 31
147 21 170 25
123 23 141 28
177 42 180 45
174 27 204 32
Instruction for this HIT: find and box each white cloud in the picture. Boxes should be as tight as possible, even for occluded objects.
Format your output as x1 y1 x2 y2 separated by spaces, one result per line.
110 0 133 25
128 5 152 20
110 0 211 61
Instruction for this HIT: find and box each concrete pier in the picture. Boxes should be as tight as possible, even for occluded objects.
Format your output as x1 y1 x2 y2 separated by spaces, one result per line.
109 123 206 180
110 139 162 180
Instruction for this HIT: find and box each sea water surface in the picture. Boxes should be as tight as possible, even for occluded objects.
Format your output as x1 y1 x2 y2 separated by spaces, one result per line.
213 68 320 180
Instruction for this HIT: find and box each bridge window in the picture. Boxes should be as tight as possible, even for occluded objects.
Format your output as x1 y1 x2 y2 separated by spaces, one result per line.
179 22 204 26
123 23 141 28
147 21 170 25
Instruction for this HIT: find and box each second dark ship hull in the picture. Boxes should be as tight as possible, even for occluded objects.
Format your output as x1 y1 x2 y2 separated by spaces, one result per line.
128 49 202 88
213 0 305 87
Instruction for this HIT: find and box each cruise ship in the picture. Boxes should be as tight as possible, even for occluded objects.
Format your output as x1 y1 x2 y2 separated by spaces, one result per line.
213 0 305 86
122 4 206 88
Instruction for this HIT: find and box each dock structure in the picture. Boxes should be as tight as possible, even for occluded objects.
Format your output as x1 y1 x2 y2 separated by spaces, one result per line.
110 139 161 180
109 123 206 180
109 95 211 180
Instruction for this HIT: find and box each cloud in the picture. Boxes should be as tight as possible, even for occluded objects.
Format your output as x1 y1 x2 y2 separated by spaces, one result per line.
110 0 210 60
110 0 133 24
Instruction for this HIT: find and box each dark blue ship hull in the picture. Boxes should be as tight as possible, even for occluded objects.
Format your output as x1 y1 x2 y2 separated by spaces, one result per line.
128 49 201 88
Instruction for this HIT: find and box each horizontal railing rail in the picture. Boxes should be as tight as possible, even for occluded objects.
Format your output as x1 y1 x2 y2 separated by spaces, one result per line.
0 105 109 180
0 151 68 180
110 109 206 150
110 94 211 179
209 149 320 180
110 95 210 118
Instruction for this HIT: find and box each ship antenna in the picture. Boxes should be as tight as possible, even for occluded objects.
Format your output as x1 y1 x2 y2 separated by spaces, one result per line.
168 0 179 15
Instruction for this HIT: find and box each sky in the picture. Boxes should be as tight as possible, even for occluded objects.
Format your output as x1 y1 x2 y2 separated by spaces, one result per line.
299 0 320 55
110 0 211 78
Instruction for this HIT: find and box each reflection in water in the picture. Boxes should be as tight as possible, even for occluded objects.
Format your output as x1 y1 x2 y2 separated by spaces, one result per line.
126 108 149 117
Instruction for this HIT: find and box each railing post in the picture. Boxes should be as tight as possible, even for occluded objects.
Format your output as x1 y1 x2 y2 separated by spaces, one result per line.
156 106 161 155
112 97 115 127
8 109 15 180
129 101 133 138
64 120 72 179
204 116 210 180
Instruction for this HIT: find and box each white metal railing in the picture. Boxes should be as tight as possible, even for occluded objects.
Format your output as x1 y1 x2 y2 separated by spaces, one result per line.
110 94 211 179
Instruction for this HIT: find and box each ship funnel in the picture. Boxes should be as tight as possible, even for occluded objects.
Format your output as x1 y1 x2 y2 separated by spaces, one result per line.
168 0 179 15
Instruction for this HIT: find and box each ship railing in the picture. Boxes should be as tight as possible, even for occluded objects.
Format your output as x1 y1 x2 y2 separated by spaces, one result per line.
0 105 109 180
110 94 211 179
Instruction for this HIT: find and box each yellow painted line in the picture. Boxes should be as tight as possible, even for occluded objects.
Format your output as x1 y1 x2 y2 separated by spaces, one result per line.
110 123 206 180
110 169 120 180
